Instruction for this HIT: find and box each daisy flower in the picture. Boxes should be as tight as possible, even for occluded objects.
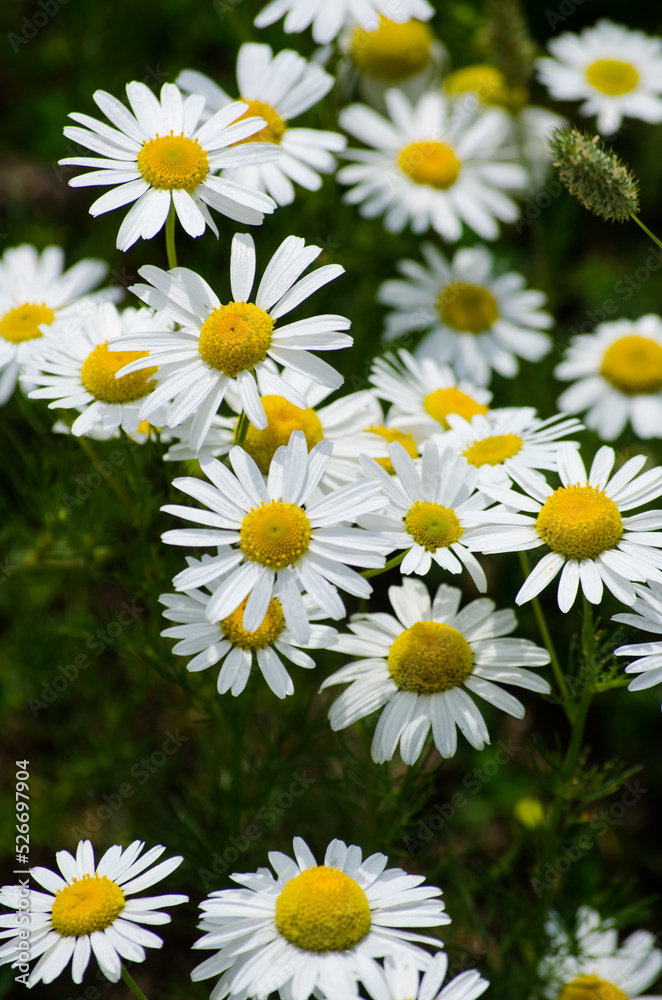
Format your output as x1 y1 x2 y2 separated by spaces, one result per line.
358 441 490 589
613 581 662 697
0 244 117 405
536 20 662 137
539 906 662 999
25 302 171 437
555 315 662 441
60 81 279 251
441 407 583 487
377 243 553 384
467 443 662 613
190 835 449 1000
0 839 187 987
254 0 433 46
369 350 492 442
324 949 489 1000
109 232 351 452
177 44 345 206
338 90 527 242
162 431 388 643
322 577 550 763
160 571 337 698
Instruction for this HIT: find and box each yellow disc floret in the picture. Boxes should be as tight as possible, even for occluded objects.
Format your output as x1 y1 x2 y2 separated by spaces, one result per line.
365 424 418 474
535 484 623 561
438 282 499 334
600 335 662 395
585 59 639 96
275 866 371 953
398 141 461 189
243 396 324 474
235 99 287 144
463 433 523 467
351 17 433 82
424 388 489 429
198 302 273 377
81 342 156 404
0 303 55 343
240 501 311 570
404 501 463 551
558 974 628 1000
444 64 528 112
221 596 286 649
50 874 125 937
388 621 473 693
137 132 209 192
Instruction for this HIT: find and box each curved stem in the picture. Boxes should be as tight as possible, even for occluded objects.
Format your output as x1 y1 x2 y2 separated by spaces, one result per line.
517 551 569 705
122 966 150 1000
361 551 405 579
630 213 662 252
165 200 178 269
234 411 248 446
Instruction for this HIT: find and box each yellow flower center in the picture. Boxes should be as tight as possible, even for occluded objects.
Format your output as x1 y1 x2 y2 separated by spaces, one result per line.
585 59 639 96
424 388 489 429
365 424 418 474
221 595 286 649
242 396 324 474
137 132 209 192
437 282 500 334
81 342 156 404
463 433 523 467
398 141 461 189
240 500 311 570
388 621 473 693
234 99 287 144
274 866 371 953
600 335 662 395
535 484 623 561
50 874 125 937
514 796 546 829
404 501 463 551
351 16 433 82
0 302 55 343
444 64 528 112
558 974 628 1000
198 302 273 377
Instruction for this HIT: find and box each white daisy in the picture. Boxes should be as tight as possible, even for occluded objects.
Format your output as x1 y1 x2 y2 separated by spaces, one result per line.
441 407 583 487
160 570 337 698
0 839 187 987
613 581 662 696
338 90 527 242
0 244 117 405
162 431 388 644
108 232 351 452
177 44 345 206
358 441 490 589
59 81 279 251
322 577 550 763
555 315 662 441
25 302 171 437
369 350 492 442
323 949 489 1000
539 906 662 999
254 0 433 46
378 243 553 384
190 835 449 1000
536 19 662 137
467 443 662 613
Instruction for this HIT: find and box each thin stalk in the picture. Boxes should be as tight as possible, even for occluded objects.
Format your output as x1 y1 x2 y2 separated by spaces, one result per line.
76 437 136 514
165 200 178 269
361 551 405 579
630 213 662 252
234 411 249 446
517 551 569 704
122 966 150 1000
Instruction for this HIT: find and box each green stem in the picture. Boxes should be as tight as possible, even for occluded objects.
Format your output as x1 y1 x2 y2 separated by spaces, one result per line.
76 437 136 514
630 214 662 251
517 551 569 704
361 551 405 579
122 966 150 1000
234 411 249 446
165 200 178 269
